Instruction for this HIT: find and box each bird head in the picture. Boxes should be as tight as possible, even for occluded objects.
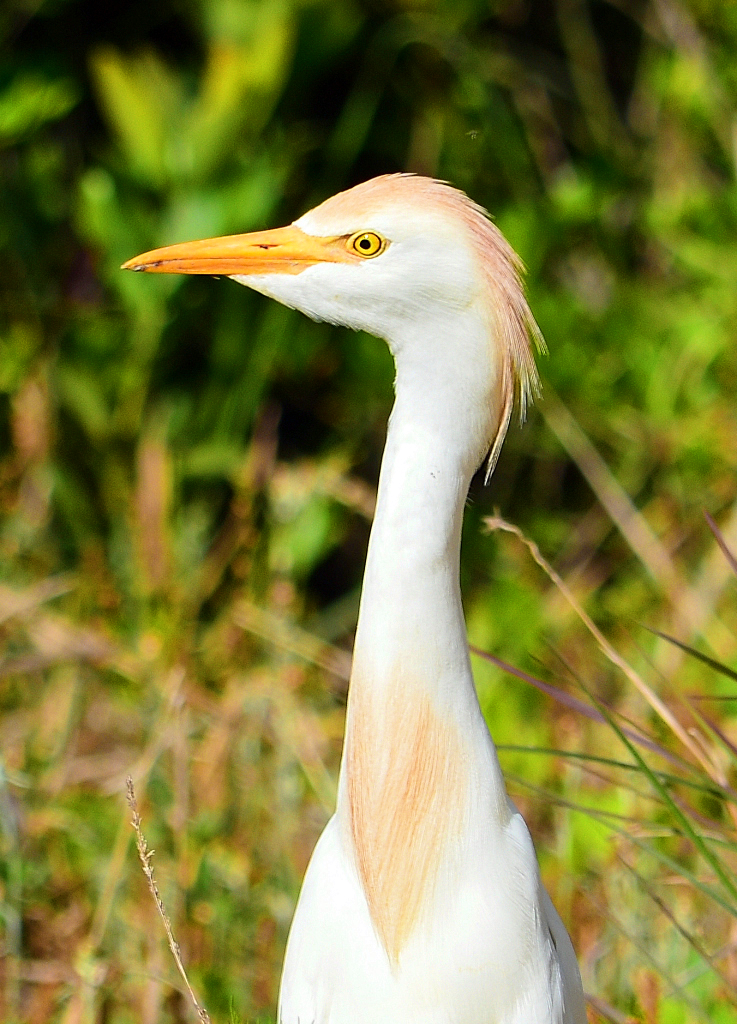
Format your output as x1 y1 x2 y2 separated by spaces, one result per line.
123 174 543 474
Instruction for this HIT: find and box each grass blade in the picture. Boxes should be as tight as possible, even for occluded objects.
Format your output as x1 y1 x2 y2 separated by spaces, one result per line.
705 510 737 577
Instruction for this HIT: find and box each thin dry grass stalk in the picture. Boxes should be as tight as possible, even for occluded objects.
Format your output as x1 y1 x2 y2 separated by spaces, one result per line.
125 776 211 1024
584 991 637 1024
0 576 74 627
542 391 693 613
542 393 737 674
705 510 737 577
484 515 717 778
233 599 352 682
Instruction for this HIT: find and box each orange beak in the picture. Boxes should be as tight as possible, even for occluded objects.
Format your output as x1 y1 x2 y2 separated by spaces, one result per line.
121 225 357 276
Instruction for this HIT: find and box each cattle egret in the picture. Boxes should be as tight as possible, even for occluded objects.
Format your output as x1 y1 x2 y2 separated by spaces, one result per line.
124 175 587 1024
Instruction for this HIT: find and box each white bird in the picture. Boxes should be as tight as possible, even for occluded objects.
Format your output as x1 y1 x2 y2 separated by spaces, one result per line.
124 174 587 1024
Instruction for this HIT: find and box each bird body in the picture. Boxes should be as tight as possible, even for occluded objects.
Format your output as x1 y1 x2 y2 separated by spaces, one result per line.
124 175 587 1024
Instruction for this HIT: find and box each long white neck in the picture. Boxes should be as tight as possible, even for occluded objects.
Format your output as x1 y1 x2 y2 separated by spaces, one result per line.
336 306 512 962
346 365 485 725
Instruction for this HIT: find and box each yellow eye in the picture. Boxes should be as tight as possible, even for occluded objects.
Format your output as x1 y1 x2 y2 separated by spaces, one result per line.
348 231 386 258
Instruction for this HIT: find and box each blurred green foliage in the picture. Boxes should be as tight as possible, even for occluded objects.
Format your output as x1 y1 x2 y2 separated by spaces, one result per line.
2 0 737 1020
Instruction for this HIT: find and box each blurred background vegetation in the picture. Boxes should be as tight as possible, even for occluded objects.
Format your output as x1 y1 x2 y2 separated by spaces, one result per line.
2 0 737 1020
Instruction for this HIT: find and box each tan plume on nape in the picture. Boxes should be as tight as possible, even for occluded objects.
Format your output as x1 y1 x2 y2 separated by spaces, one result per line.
454 190 545 481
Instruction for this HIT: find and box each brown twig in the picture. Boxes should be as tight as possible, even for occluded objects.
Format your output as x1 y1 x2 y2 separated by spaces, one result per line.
125 776 212 1024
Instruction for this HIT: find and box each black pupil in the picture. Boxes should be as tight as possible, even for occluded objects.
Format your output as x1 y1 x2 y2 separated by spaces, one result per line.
360 237 372 249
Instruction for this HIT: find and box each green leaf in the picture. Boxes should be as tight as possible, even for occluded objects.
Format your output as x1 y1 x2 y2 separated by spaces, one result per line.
0 74 78 145
56 365 112 444
185 12 294 178
90 47 183 186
